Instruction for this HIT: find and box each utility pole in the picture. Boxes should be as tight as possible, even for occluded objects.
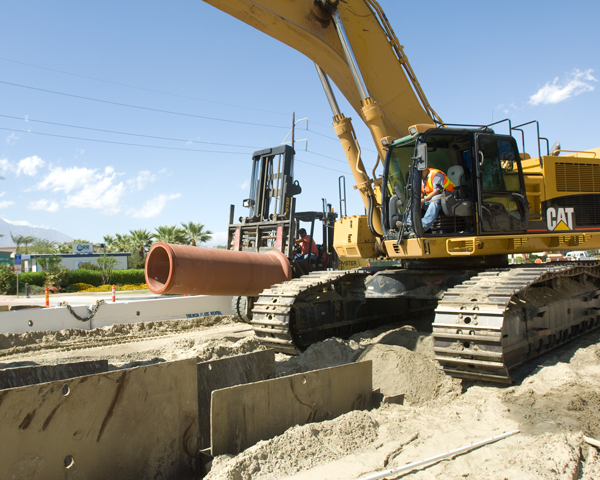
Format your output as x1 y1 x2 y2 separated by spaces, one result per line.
292 111 295 150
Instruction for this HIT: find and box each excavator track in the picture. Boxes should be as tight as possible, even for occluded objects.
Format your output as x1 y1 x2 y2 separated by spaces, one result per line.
433 262 600 383
250 269 367 355
251 262 600 384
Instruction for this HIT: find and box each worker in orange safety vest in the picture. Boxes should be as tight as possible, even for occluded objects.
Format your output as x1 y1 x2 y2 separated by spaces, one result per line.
406 168 455 235
420 168 455 230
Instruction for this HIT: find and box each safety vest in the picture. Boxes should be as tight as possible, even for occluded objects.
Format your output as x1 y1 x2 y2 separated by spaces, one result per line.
422 168 455 194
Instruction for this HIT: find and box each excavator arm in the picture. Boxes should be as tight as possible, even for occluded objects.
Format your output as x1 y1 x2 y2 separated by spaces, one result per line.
203 0 441 240
203 0 439 139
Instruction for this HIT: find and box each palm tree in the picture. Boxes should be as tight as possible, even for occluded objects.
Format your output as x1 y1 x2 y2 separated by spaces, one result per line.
102 235 116 253
10 233 24 251
113 233 132 253
56 242 72 254
181 221 212 247
129 229 154 259
29 238 58 254
10 233 36 253
154 225 185 244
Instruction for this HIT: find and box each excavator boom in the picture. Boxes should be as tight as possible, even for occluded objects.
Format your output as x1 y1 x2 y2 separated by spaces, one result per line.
203 0 437 137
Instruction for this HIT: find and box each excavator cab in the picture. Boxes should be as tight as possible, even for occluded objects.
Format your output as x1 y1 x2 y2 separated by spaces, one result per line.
381 126 529 241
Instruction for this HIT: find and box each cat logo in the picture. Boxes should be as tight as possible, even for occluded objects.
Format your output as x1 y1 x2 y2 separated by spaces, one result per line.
546 207 574 231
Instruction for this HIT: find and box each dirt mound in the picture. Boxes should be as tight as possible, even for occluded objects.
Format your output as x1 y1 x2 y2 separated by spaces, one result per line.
206 410 379 480
358 343 460 405
367 326 434 358
162 336 265 363
276 326 434 378
276 337 361 377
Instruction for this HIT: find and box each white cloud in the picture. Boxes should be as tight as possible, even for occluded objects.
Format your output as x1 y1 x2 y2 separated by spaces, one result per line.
0 200 14 209
64 177 126 215
29 199 60 213
35 165 125 214
16 155 45 177
6 132 18 145
128 193 181 218
240 180 249 190
127 170 156 191
529 69 597 105
36 165 96 193
0 158 11 176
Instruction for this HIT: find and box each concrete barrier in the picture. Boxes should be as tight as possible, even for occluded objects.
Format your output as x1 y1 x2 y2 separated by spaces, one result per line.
0 360 108 390
0 295 233 334
210 361 373 456
197 349 275 449
0 358 199 480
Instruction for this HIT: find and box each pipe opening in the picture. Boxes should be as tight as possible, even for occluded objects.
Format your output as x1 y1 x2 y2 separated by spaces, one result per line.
145 245 172 293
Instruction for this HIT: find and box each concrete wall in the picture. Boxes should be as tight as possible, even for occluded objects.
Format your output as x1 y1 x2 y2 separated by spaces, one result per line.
0 295 233 334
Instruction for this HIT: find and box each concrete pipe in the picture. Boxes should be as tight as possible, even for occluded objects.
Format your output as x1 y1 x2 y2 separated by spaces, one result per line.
145 243 292 297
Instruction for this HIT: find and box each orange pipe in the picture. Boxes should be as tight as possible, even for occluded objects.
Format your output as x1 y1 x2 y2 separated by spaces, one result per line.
145 243 292 297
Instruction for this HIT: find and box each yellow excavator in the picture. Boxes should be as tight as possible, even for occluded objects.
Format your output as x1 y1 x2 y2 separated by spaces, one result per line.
148 0 600 383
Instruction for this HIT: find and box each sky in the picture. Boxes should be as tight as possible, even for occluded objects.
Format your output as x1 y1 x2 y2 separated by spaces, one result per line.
0 0 598 247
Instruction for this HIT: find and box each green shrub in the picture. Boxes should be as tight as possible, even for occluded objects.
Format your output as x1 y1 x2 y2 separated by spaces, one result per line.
111 269 145 285
63 268 145 288
77 261 101 271
129 250 146 269
70 269 103 286
19 271 46 287
0 265 16 294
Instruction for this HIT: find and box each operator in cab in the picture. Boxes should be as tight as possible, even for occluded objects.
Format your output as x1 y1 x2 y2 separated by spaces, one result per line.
407 167 455 235
420 167 455 231
294 228 318 262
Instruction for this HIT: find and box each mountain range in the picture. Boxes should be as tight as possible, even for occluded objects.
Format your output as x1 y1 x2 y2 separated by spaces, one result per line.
0 218 73 247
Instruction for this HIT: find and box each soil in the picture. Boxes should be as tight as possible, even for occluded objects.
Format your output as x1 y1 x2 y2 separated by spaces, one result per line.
1 316 600 479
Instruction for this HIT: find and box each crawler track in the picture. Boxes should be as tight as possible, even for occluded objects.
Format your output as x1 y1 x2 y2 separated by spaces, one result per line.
251 262 600 384
433 262 600 383
251 269 366 355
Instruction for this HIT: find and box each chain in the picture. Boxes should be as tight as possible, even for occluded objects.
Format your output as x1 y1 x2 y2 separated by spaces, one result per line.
60 299 105 322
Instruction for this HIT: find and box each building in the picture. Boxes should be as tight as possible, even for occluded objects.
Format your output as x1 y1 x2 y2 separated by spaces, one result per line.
26 253 131 272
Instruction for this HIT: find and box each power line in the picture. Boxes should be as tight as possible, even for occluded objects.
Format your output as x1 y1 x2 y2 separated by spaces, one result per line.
0 114 260 149
305 150 348 164
0 126 352 174
0 56 291 117
0 80 289 129
0 126 251 154
295 157 349 174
